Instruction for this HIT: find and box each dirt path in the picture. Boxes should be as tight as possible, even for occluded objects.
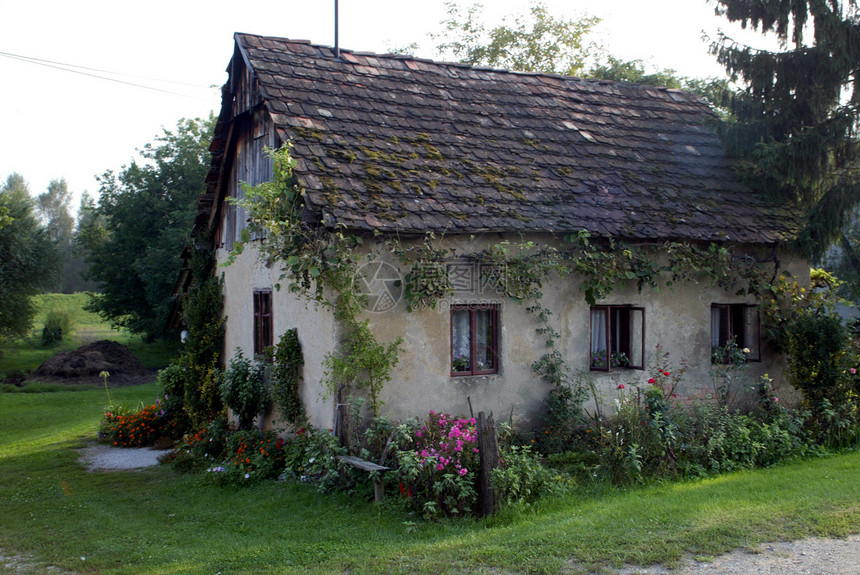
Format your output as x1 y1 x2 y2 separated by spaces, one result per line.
607 535 860 574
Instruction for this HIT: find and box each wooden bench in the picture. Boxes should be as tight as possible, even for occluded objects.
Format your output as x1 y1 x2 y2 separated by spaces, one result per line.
337 455 391 502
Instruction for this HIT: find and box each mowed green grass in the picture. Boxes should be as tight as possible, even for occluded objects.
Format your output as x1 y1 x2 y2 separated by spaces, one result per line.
1 383 859 575
0 293 178 378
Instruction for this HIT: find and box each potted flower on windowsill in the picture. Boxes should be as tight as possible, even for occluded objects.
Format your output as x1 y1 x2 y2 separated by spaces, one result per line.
591 351 608 369
452 355 471 372
610 351 631 368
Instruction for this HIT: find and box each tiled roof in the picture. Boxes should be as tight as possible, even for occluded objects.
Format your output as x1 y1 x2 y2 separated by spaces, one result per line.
217 32 800 244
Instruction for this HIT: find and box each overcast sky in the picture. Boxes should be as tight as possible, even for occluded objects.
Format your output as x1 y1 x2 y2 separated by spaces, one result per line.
0 0 762 209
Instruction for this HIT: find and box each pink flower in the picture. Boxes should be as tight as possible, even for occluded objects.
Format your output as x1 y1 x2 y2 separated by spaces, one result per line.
850 368 857 375
774 397 779 402
648 378 656 384
458 468 468 476
617 384 625 389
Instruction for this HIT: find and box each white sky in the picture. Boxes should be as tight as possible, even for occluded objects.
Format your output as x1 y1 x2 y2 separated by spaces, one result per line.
0 0 761 209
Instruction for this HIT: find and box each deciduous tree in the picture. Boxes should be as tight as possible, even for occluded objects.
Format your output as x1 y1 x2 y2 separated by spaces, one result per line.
434 0 599 76
0 174 59 341
79 116 215 339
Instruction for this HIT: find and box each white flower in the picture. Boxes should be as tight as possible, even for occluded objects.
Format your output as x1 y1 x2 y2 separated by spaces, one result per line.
244 473 250 479
742 348 751 354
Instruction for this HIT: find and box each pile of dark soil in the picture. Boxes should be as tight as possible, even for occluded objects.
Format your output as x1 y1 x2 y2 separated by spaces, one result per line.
26 340 155 386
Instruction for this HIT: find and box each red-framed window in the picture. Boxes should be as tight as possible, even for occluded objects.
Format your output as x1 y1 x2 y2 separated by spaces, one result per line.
711 303 761 362
590 305 645 371
451 304 499 376
253 290 273 357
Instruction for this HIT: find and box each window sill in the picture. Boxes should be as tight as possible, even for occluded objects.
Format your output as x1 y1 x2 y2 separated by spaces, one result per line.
450 373 500 382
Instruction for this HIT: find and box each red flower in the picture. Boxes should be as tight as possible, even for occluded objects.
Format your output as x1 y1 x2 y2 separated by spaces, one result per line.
647 378 656 384
617 384 625 389
663 371 671 376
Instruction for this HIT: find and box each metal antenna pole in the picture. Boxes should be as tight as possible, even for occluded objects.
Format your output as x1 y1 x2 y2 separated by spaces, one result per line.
334 0 340 58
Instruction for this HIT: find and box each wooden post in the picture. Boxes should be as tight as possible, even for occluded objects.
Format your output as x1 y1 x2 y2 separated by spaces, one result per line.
477 411 500 517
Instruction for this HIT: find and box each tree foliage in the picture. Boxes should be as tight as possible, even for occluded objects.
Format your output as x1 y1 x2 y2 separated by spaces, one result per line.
35 178 92 293
587 56 683 88
0 174 59 340
433 1 727 103
709 0 860 258
434 0 600 76
180 228 226 429
78 116 215 339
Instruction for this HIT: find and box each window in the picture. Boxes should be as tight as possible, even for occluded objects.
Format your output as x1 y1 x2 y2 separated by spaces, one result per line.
253 290 273 357
711 304 760 362
451 305 498 376
590 306 645 371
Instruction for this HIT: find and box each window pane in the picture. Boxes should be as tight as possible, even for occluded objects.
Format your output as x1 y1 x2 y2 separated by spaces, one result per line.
711 306 722 348
743 306 761 361
475 309 495 371
629 308 644 368
452 310 471 372
591 308 608 368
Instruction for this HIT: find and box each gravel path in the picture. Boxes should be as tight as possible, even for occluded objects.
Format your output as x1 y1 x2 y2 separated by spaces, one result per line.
77 443 169 471
611 535 860 574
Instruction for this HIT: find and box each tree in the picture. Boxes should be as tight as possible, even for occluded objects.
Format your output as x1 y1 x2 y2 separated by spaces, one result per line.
79 116 215 340
35 178 88 293
434 1 727 100
36 178 74 245
588 56 683 88
709 0 860 259
821 207 860 303
0 174 59 341
434 0 600 76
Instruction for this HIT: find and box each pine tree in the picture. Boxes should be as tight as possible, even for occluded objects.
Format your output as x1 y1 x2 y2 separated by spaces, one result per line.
709 0 860 258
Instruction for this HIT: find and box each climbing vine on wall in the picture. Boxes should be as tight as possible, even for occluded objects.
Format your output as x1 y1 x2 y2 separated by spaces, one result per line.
269 328 305 424
230 142 791 422
229 145 401 418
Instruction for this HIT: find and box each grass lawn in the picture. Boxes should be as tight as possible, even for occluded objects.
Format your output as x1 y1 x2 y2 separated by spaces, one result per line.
1 384 859 574
0 293 179 379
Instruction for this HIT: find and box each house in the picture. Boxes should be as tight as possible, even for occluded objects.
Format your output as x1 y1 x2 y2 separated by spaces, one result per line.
183 32 805 430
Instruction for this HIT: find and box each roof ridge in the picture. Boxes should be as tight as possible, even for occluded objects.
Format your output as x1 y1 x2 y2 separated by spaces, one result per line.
232 31 692 95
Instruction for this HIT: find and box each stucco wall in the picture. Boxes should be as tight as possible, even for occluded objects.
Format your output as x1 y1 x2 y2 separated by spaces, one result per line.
219 234 807 430
217 244 338 429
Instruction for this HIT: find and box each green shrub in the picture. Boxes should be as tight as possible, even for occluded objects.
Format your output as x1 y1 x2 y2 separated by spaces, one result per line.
536 382 583 454
41 308 72 345
788 312 853 408
220 349 269 430
169 417 230 473
492 444 573 507
269 329 304 425
207 429 286 484
281 426 348 492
